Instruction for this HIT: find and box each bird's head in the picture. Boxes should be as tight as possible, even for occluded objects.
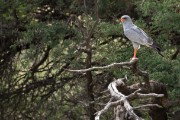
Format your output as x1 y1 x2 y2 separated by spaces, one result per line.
120 15 132 24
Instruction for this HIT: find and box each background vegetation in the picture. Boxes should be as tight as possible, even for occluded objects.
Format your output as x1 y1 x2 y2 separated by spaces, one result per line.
0 0 179 119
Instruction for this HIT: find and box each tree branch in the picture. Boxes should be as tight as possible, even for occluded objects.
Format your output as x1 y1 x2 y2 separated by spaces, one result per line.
127 90 164 100
95 77 164 120
133 104 162 110
95 98 114 120
67 59 149 86
67 59 137 72
30 46 51 72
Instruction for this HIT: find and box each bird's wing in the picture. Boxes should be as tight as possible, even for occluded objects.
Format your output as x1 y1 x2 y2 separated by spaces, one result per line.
124 25 153 46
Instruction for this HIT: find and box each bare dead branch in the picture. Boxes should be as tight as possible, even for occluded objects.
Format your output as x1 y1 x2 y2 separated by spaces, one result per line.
67 58 150 86
95 98 115 120
133 104 162 110
67 59 137 72
127 90 164 100
136 93 164 98
95 77 164 120
115 105 126 120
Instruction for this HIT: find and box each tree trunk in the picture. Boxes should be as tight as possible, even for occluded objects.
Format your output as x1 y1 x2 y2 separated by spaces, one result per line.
85 37 96 120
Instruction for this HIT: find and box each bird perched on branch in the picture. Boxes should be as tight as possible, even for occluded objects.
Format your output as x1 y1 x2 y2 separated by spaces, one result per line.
120 15 163 60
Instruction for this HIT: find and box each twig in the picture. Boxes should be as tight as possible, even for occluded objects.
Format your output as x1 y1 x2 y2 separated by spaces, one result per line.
133 104 162 110
136 93 164 98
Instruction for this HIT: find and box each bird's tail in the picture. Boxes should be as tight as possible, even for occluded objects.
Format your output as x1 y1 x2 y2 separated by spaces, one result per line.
150 42 164 57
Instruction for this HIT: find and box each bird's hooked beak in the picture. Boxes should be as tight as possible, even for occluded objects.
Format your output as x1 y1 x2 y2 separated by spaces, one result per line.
120 18 125 22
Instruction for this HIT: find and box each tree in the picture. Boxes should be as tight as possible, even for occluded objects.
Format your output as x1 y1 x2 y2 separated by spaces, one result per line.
0 0 179 120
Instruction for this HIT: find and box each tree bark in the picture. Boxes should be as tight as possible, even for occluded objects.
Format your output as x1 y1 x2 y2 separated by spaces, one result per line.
86 47 96 120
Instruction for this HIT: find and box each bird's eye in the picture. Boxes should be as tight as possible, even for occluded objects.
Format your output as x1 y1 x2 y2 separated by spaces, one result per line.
123 17 127 19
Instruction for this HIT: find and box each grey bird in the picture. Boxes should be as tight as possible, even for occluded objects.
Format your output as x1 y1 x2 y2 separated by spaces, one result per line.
120 15 163 59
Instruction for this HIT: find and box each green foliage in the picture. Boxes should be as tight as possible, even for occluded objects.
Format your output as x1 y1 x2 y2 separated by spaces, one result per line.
134 0 180 102
98 22 122 36
135 0 180 42
22 21 68 46
99 0 126 18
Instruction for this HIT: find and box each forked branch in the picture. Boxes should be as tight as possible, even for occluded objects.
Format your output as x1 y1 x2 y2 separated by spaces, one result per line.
95 77 164 120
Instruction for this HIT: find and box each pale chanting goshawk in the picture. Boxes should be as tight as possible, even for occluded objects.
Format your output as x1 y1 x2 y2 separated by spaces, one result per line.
120 15 163 59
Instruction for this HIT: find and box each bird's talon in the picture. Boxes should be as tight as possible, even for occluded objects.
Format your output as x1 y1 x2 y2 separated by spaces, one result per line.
130 57 138 61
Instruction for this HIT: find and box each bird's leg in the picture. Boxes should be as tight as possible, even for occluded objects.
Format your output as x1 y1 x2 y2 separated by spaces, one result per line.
131 48 138 60
133 48 138 58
